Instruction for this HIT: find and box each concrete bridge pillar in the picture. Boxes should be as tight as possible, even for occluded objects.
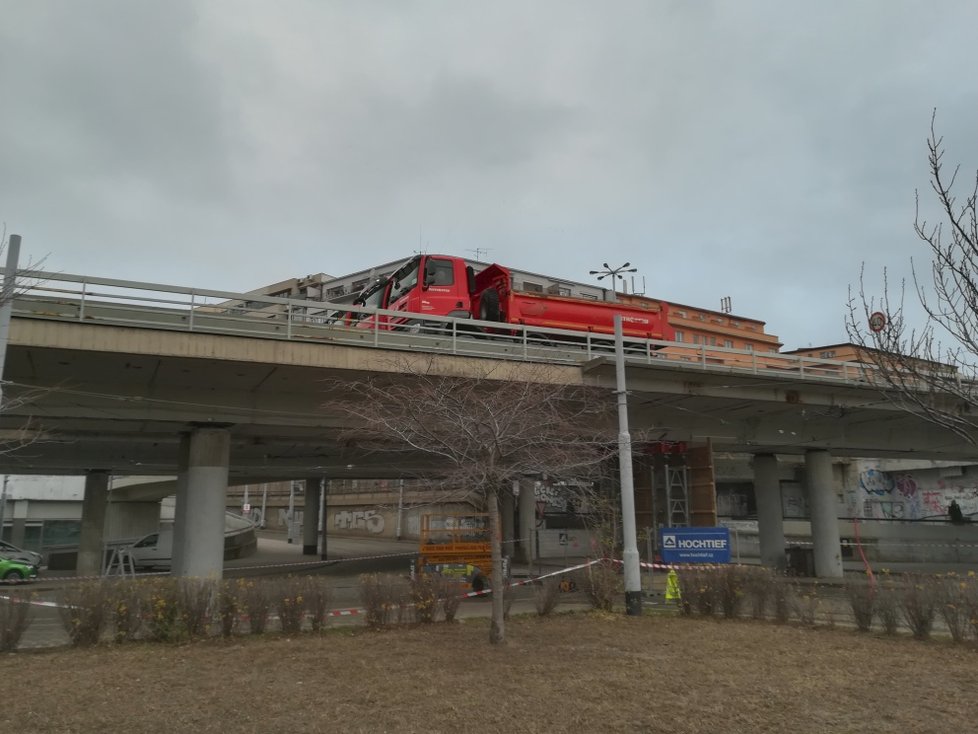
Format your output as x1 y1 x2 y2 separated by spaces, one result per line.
806 449 843 578
303 477 321 555
171 433 191 576
179 427 230 578
517 478 536 564
753 453 786 571
77 470 110 577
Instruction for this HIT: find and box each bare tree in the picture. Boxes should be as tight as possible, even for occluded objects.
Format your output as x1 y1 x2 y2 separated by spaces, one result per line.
330 355 620 645
848 112 978 443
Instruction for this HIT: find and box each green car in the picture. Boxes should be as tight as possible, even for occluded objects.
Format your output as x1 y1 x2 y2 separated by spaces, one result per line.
0 556 38 583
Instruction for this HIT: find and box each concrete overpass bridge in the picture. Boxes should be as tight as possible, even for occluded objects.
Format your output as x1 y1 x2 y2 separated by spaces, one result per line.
0 270 972 578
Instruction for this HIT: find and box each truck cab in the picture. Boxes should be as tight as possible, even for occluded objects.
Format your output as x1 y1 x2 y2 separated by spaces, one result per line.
352 255 475 330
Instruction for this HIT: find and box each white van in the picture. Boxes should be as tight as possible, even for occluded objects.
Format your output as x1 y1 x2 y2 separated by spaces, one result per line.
128 529 173 570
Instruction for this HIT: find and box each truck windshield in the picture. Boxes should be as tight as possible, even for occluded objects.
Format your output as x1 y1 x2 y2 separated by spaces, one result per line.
389 257 421 302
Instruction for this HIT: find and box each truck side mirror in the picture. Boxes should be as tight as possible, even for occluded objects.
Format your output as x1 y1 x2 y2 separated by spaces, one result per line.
423 262 438 289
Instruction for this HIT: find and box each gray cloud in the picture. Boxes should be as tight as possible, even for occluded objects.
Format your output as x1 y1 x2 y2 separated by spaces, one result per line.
2 1 977 348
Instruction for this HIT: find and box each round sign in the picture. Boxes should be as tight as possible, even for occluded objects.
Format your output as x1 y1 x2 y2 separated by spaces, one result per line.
868 311 887 333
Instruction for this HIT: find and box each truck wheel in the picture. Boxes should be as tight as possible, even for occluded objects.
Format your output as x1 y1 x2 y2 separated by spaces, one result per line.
478 289 501 322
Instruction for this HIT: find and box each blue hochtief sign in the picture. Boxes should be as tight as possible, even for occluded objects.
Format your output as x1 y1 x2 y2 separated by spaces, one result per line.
659 527 731 564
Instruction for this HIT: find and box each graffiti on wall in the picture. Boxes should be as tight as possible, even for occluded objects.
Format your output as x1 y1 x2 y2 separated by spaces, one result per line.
334 509 385 534
856 463 978 519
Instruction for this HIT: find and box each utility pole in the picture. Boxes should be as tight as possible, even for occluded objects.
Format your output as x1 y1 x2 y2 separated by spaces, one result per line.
0 234 21 542
614 314 642 615
0 234 22 409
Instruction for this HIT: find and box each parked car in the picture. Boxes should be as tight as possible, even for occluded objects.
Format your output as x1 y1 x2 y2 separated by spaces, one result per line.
0 540 43 568
128 530 173 570
0 556 38 583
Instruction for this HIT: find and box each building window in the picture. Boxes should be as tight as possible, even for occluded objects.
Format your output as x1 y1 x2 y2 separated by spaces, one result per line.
326 286 346 299
351 279 369 292
819 350 837 359
674 330 684 343
580 293 598 300
674 310 687 318
692 334 700 344
745 344 754 352
724 339 733 348
547 283 571 296
523 282 543 293
709 336 717 346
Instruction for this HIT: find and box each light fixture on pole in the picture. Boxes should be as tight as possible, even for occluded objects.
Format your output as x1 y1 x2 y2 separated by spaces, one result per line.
589 262 637 301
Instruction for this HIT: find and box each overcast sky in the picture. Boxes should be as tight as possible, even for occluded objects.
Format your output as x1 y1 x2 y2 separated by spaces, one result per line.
3 1 977 349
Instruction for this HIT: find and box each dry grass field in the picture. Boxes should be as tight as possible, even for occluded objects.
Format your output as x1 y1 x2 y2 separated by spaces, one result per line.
3 612 977 734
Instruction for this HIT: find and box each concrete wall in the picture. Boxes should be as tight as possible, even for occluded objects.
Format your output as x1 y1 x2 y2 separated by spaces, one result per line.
722 518 978 565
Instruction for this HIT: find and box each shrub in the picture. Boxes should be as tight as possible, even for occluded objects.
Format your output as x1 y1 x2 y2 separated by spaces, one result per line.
743 567 776 620
105 579 143 643
218 580 241 638
935 574 971 643
581 560 621 612
436 578 462 624
359 574 405 629
179 578 216 639
846 579 876 632
677 568 716 617
303 577 331 632
791 582 819 626
240 579 272 635
145 577 184 642
716 566 749 619
900 573 938 640
275 576 307 635
60 580 109 647
875 580 901 635
0 591 33 651
772 579 792 625
534 578 561 617
410 573 439 624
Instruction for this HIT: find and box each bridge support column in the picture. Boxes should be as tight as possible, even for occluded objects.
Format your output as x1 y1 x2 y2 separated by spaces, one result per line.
179 428 230 578
517 478 536 565
303 477 320 555
171 433 191 576
77 470 110 577
501 485 515 560
753 454 786 571
806 449 843 578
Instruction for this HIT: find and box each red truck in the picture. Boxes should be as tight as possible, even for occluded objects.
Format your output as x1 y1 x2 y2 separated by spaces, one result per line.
334 254 674 343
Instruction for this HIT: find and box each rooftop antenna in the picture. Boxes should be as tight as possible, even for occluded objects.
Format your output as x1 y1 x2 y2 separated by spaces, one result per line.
466 247 491 261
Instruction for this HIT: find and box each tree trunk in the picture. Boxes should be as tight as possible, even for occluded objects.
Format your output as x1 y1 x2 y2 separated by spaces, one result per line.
487 486 505 645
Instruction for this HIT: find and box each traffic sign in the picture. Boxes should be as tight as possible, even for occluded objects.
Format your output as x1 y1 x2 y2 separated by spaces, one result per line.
659 526 731 564
868 311 887 333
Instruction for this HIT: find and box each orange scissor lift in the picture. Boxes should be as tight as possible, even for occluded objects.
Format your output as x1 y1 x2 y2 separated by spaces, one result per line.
414 513 494 592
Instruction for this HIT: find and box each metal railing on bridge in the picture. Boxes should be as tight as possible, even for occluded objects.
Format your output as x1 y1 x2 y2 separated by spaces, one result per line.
9 269 879 384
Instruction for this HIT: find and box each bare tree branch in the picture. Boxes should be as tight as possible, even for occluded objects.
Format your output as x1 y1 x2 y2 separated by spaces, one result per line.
847 111 978 444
